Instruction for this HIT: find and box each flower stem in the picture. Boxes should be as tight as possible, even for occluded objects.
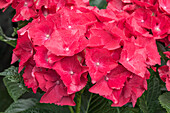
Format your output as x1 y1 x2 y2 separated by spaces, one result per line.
69 106 74 113
76 88 85 113
116 107 120 113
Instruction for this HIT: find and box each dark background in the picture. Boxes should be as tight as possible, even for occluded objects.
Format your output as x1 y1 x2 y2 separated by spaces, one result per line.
0 7 16 111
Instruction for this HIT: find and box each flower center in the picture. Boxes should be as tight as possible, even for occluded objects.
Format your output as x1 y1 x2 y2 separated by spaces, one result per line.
105 76 109 81
155 26 160 31
65 47 69 51
56 7 60 11
71 6 74 10
151 12 155 16
46 58 48 62
43 11 48 17
24 2 28 6
68 26 72 29
70 71 74 75
96 62 100 66
46 34 50 38
163 6 167 9
56 80 60 85
141 20 144 23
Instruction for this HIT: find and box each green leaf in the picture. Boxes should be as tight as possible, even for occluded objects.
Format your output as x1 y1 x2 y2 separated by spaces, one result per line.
0 27 17 47
21 108 51 113
0 77 13 111
18 21 30 29
80 87 122 113
79 82 140 113
22 103 70 113
139 74 163 113
0 66 19 77
139 95 149 113
156 42 169 66
121 107 139 113
90 0 107 9
3 76 27 101
1 66 27 101
83 94 116 113
5 98 38 113
81 92 140 113
159 92 170 113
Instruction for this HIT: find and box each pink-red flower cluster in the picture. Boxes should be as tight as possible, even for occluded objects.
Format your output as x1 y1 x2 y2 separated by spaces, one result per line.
2 0 169 107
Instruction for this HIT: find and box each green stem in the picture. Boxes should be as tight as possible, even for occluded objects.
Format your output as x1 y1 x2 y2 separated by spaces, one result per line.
69 106 74 113
116 107 120 113
76 88 85 113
